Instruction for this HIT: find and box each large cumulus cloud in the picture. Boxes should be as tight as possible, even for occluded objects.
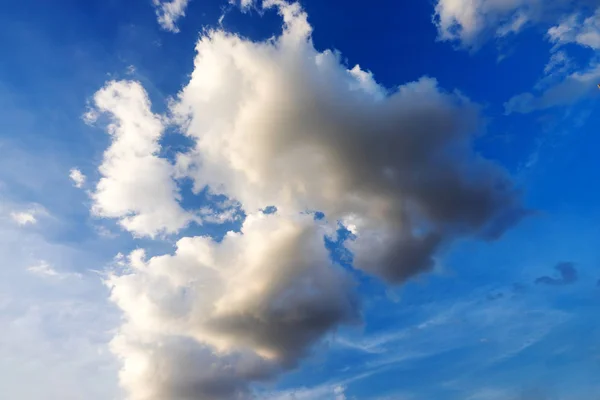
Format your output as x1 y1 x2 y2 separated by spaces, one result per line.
171 0 525 282
98 1 526 398
107 213 358 399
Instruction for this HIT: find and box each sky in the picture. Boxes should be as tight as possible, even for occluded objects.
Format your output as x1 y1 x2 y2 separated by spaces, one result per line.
1 0 600 399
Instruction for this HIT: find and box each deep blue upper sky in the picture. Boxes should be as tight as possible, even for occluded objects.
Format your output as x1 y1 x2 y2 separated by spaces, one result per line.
1 0 599 399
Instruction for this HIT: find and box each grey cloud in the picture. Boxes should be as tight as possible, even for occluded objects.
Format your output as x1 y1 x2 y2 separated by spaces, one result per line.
114 336 276 400
103 1 527 398
172 5 527 285
535 262 578 286
108 213 358 399
200 220 360 366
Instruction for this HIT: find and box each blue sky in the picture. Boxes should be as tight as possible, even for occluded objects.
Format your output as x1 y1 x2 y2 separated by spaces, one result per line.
1 0 600 399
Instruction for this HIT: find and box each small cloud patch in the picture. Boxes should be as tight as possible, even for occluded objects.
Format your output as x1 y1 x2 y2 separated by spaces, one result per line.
10 211 37 226
28 261 82 280
69 168 86 188
535 262 577 286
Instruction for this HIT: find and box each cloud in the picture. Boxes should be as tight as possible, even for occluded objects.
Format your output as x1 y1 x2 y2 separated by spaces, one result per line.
198 197 244 224
27 261 82 280
96 1 525 397
0 198 119 400
170 0 525 283
153 0 190 33
69 168 86 188
10 211 37 225
89 80 194 238
435 1 600 112
542 50 573 81
263 382 350 400
27 261 60 277
501 6 600 114
548 8 600 49
432 0 596 50
535 262 578 286
505 62 600 114
327 285 570 399
334 385 347 400
9 204 47 226
107 212 358 399
433 0 559 49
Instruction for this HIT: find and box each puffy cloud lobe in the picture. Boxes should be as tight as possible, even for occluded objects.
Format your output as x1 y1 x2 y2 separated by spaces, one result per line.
107 213 358 399
112 334 272 400
90 80 193 237
153 0 190 33
171 0 525 283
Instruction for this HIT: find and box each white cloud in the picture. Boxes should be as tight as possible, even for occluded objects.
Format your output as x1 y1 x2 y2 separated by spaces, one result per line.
548 8 600 49
27 261 59 277
27 261 82 280
198 197 243 224
263 382 350 400
107 212 358 399
69 168 86 188
10 211 37 225
170 0 523 282
153 0 190 33
334 385 347 400
9 204 47 226
0 199 119 400
543 50 572 77
432 0 582 49
89 80 193 238
433 0 532 48
94 1 525 398
505 62 600 114
437 1 600 112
